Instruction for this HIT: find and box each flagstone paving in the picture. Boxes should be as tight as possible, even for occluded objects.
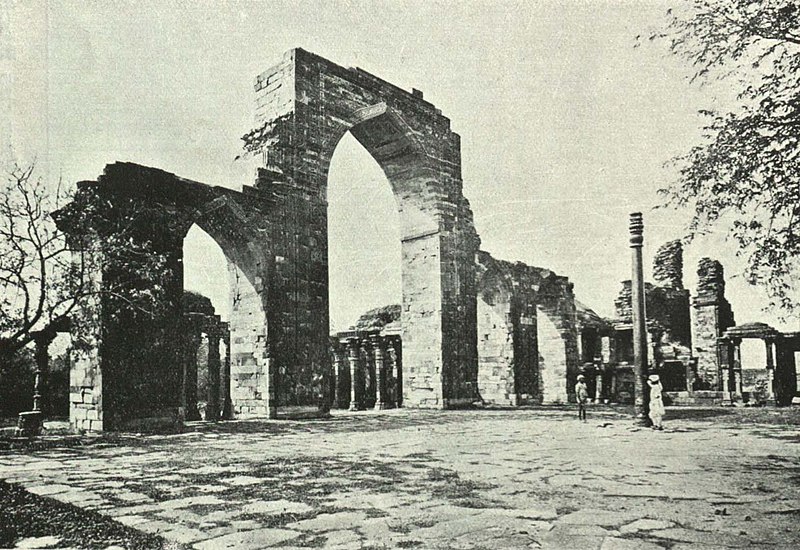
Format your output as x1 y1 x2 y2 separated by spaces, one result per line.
1 407 799 549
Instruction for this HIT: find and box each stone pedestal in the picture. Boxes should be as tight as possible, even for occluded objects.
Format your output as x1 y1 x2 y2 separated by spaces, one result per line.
15 411 43 438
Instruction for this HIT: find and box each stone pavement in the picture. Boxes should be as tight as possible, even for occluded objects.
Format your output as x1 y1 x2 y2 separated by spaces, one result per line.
1 407 799 549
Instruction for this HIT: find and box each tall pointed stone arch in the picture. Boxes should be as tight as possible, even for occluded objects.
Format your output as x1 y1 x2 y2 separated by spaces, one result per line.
243 49 481 408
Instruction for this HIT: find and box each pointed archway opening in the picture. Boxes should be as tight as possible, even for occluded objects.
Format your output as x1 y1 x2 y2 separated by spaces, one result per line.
328 132 402 333
327 131 402 410
182 224 231 421
184 224 230 320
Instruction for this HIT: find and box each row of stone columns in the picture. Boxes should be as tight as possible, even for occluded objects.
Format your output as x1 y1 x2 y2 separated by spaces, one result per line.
184 314 231 422
721 337 776 402
332 335 402 411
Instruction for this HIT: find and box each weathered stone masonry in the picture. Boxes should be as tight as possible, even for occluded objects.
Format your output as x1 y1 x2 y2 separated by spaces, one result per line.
59 48 487 431
690 257 734 393
475 251 580 405
57 162 321 430
243 49 481 408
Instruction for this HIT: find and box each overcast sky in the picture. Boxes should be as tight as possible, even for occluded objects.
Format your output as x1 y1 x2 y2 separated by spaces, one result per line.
3 0 794 332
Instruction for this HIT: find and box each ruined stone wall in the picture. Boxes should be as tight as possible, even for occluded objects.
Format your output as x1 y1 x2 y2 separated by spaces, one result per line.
692 258 735 389
475 252 579 406
475 251 578 405
613 281 690 347
59 162 317 430
227 259 269 416
244 49 480 408
82 173 194 431
255 168 329 413
536 275 580 404
475 253 518 405
653 240 683 289
537 309 568 404
68 241 103 432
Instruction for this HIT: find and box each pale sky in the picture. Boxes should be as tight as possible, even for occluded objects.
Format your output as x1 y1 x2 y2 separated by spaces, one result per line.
3 0 795 332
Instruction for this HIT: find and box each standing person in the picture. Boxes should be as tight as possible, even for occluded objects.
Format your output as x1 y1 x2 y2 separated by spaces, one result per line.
647 374 665 430
575 374 589 422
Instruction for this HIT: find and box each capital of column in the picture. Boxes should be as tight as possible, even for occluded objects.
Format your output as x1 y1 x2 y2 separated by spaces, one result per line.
207 328 221 345
345 337 360 357
370 334 385 350
629 212 644 248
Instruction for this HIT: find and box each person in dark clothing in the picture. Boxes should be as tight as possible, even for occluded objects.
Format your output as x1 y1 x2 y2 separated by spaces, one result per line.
575 374 589 422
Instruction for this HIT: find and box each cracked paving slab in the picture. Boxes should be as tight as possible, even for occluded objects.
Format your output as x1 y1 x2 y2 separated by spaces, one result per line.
1 408 799 549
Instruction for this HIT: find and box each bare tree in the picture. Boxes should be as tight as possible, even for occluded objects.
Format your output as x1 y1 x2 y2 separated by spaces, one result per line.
0 163 168 363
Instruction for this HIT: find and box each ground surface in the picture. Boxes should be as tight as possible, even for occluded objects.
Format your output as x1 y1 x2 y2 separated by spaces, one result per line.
0 406 799 549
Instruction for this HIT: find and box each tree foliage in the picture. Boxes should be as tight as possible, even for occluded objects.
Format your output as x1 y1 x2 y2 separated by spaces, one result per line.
0 164 169 361
650 1 800 312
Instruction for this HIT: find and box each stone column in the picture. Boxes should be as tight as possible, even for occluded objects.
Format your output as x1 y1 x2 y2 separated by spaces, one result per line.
205 328 221 422
393 338 403 408
347 338 360 411
609 368 617 402
765 338 776 402
733 338 743 398
221 328 233 420
686 358 697 394
387 344 398 408
601 336 614 364
373 336 386 410
595 367 604 402
719 338 733 398
648 330 659 372
629 212 649 423
331 345 341 409
361 339 374 408
32 335 50 416
721 340 732 400
184 326 202 421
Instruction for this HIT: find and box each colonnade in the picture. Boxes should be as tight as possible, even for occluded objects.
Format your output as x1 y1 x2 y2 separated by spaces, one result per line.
183 312 231 422
720 333 776 403
331 333 402 411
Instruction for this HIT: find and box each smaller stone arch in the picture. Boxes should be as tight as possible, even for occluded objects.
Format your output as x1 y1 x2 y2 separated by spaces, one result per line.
475 251 579 406
535 273 580 404
55 162 316 431
475 253 518 405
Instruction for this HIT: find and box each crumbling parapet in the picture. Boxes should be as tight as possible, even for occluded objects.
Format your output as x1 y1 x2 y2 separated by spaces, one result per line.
653 240 684 289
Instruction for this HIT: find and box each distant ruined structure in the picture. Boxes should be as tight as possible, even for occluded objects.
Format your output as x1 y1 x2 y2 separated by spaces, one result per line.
581 242 799 407
54 49 798 432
